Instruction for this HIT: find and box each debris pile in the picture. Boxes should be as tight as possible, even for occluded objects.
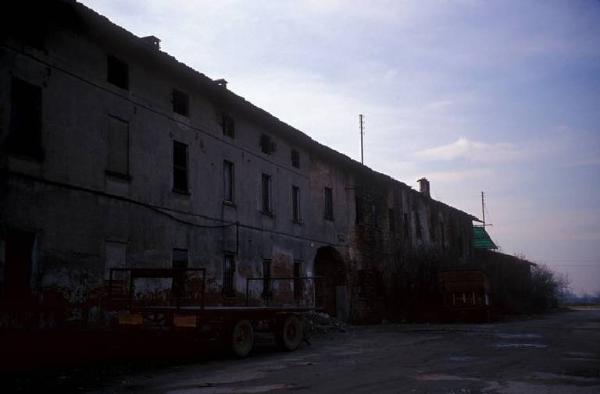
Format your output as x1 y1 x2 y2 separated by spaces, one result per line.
303 311 347 336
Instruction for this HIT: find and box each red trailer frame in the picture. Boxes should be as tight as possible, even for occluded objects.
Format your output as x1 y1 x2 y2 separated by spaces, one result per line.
107 267 321 357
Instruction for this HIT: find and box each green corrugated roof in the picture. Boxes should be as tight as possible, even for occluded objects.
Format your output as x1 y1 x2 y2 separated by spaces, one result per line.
472 226 497 250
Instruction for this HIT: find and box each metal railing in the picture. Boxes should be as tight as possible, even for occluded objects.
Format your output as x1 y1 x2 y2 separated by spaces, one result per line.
108 267 206 310
245 276 322 308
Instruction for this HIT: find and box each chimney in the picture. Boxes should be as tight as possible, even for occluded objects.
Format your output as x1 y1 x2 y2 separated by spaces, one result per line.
418 178 430 198
214 78 228 89
140 35 161 50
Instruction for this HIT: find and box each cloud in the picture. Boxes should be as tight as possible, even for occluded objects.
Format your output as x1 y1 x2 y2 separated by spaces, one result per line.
414 137 521 163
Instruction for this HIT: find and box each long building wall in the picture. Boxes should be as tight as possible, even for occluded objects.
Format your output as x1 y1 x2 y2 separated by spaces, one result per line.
0 1 474 324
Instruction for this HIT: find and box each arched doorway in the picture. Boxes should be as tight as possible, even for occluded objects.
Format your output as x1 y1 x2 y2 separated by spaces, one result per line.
314 246 347 318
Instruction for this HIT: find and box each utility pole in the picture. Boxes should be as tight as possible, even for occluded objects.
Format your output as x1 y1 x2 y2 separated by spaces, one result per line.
481 191 486 226
359 114 364 164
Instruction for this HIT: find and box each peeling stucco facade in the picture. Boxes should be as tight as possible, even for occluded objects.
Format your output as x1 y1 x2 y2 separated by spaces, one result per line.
0 1 476 326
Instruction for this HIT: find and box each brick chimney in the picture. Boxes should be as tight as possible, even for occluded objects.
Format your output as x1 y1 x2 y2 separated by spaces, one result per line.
140 35 160 50
418 178 430 198
214 78 228 89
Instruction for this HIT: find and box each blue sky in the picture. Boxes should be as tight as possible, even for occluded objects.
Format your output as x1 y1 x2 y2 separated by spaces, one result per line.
82 0 600 294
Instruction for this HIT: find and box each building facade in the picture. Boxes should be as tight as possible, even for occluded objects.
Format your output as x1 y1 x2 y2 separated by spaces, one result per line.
0 1 476 325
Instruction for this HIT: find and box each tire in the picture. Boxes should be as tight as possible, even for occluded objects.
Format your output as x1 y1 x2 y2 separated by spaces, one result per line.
231 320 254 358
276 315 304 351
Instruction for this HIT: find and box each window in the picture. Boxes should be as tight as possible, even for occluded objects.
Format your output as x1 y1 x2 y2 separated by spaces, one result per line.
261 173 272 214
260 134 276 154
5 78 42 160
172 248 188 299
324 187 333 221
106 116 129 177
107 55 129 90
440 221 446 249
223 254 235 297
293 261 302 301
222 114 235 138
3 229 35 292
355 195 364 224
415 211 422 240
429 213 437 241
223 160 234 203
292 185 301 223
173 141 189 193
291 149 300 168
371 204 378 227
262 259 272 299
104 241 127 278
172 89 189 116
389 209 396 233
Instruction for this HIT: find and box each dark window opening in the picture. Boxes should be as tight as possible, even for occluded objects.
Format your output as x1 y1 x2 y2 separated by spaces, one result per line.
223 160 234 203
4 229 35 293
371 204 379 227
260 134 276 154
429 213 437 241
291 149 300 168
262 259 272 300
324 187 334 221
292 185 301 223
293 261 303 301
172 89 189 116
106 116 129 177
441 222 446 249
5 78 43 160
107 55 129 90
355 195 364 224
389 208 396 233
172 248 188 300
261 173 272 214
173 141 189 193
223 254 235 297
222 114 235 138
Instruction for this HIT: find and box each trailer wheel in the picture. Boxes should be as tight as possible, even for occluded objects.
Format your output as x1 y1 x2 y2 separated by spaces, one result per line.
231 320 254 357
276 315 303 351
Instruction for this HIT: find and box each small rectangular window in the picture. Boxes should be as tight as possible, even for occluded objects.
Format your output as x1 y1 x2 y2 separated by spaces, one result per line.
324 187 334 221
292 185 301 223
223 254 235 297
106 116 129 177
371 204 378 227
262 259 272 299
389 208 396 233
172 248 188 299
260 134 276 154
429 213 437 241
6 78 43 160
293 261 302 301
355 195 363 224
173 141 189 193
107 55 129 90
222 114 235 138
291 149 300 168
223 160 234 203
261 173 272 214
172 89 189 116
104 241 127 279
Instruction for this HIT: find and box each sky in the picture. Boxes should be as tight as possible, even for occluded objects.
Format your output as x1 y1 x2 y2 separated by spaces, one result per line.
82 0 600 295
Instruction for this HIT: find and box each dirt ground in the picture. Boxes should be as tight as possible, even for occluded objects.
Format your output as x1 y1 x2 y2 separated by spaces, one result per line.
6 308 600 393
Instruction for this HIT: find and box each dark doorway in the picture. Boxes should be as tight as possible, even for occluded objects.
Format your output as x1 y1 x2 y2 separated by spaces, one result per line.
4 229 35 294
314 246 347 317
